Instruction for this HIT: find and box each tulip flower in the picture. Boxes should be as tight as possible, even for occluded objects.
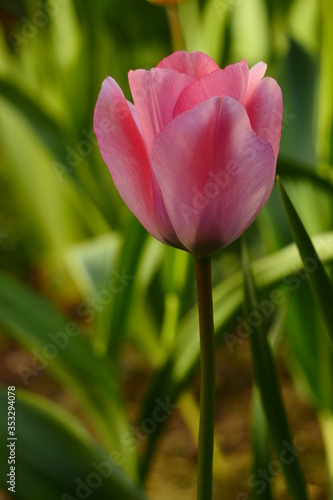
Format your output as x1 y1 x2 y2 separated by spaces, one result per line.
93 51 309 500
94 51 284 500
94 51 282 258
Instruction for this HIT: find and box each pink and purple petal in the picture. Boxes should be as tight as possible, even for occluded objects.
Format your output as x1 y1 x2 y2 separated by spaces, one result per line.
94 77 167 244
152 96 275 256
157 50 219 79
244 64 283 160
173 61 249 118
128 68 193 154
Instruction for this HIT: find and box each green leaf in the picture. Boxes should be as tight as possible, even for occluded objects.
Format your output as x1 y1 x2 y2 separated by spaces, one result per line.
277 156 333 196
230 0 270 64
250 387 272 500
127 238 165 361
0 78 66 162
278 39 317 165
242 236 309 499
178 0 201 52
63 232 122 356
285 281 333 412
277 177 333 349
319 411 333 499
139 232 333 478
0 387 147 500
0 272 138 478
107 216 148 357
249 299 287 500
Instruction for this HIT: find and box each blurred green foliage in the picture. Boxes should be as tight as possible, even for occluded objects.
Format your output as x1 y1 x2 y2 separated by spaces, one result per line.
0 0 333 498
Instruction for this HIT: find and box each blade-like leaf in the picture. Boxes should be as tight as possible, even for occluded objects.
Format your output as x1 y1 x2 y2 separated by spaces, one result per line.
319 411 333 499
250 306 287 500
248 281 276 500
277 157 333 196
107 216 148 356
63 232 122 356
0 387 147 500
285 281 333 412
277 177 333 348
250 387 272 500
0 272 137 477
242 236 309 499
0 78 67 161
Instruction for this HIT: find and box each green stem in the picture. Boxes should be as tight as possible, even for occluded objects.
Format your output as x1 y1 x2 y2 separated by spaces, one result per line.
166 4 185 51
195 256 215 500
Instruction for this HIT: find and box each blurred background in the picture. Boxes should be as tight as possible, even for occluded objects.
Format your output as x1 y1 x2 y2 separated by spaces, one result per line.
0 0 333 499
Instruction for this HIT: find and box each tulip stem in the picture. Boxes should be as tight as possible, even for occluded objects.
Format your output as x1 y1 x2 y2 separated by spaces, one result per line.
195 256 215 500
167 4 185 52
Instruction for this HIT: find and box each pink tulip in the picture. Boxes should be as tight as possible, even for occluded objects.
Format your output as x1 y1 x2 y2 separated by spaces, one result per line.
94 51 282 257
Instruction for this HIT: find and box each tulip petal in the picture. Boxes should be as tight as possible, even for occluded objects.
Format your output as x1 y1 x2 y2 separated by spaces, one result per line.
245 61 267 102
157 50 219 79
173 61 249 118
244 67 283 160
128 68 193 154
94 77 178 246
127 100 142 133
151 96 276 256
